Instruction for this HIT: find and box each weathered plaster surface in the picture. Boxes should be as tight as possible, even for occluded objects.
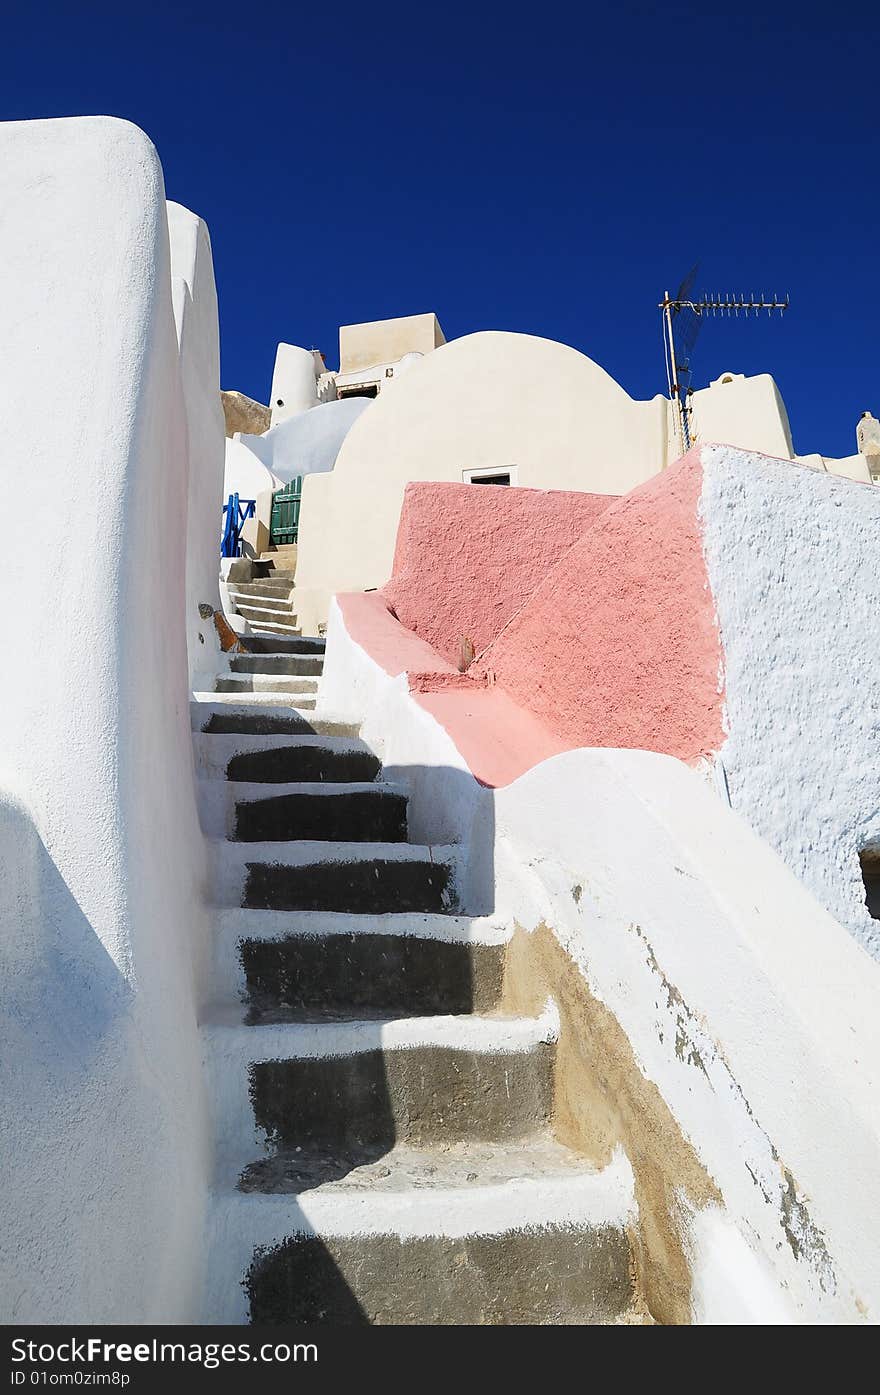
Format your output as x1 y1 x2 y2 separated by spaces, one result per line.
323 599 880 1321
492 749 880 1321
383 481 613 667
699 444 880 955
473 453 726 762
500 922 720 1324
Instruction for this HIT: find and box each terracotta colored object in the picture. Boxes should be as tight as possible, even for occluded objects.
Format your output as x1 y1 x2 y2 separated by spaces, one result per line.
213 609 244 653
382 482 614 668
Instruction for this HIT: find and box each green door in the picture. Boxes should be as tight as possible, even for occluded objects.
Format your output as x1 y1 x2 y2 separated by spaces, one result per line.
269 477 303 545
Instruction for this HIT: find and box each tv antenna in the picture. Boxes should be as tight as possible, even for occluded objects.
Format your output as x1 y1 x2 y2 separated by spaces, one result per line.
660 266 789 454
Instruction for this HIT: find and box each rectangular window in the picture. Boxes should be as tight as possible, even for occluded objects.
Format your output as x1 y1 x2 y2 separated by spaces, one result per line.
462 465 518 486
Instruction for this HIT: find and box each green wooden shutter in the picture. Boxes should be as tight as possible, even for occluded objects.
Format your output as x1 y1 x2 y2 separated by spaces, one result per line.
269 477 303 545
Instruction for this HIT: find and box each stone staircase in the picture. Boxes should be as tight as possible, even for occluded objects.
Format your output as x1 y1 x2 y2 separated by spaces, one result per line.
226 549 300 638
193 628 646 1325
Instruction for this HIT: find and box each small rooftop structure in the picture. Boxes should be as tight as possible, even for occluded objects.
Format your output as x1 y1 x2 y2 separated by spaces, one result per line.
335 312 446 400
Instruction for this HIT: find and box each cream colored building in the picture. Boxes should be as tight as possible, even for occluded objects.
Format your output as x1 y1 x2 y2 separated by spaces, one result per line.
224 313 450 560
333 312 446 401
228 317 878 635
294 330 671 634
690 370 875 485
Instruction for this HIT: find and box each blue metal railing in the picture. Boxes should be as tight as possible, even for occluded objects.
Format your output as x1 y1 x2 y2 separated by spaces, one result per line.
220 493 256 558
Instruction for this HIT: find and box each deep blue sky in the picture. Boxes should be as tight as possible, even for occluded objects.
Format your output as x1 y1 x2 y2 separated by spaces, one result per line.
4 2 876 456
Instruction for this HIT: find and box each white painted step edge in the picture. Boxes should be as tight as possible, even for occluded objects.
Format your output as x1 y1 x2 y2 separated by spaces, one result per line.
229 604 300 617
229 601 297 618
190 707 360 735
213 675 318 692
213 906 512 943
191 690 321 713
227 779 405 799
228 590 295 609
243 623 303 636
203 995 558 1052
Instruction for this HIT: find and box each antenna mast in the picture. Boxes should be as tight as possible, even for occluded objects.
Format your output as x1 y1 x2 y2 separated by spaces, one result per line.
660 271 789 455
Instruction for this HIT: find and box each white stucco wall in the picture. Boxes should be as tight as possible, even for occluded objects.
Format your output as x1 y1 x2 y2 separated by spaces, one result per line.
167 201 226 691
223 436 280 507
700 445 880 957
294 332 671 634
0 117 211 1322
319 599 880 1322
240 396 370 483
269 342 319 425
493 749 880 1323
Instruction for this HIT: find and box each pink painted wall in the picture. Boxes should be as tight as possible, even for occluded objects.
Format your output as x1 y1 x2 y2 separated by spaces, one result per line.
338 591 570 787
381 481 614 669
472 450 725 762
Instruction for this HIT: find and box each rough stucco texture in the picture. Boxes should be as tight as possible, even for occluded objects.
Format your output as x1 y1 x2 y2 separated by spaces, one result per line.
472 452 725 762
0 116 210 1323
700 444 880 958
382 482 614 668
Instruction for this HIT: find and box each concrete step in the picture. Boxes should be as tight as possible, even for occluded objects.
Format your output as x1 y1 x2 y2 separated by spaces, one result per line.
214 676 317 696
191 703 356 739
210 838 456 911
238 617 302 637
232 601 298 623
248 1214 636 1325
193 690 320 711
241 846 456 914
206 908 510 1006
225 741 381 784
240 1133 610 1195
193 732 376 780
227 692 314 708
237 925 505 1020
248 1034 553 1153
229 591 295 612
204 1148 638 1324
200 778 403 843
229 581 295 601
233 785 409 844
248 624 306 638
253 569 296 583
235 635 325 656
203 1002 557 1161
233 601 297 622
230 654 323 677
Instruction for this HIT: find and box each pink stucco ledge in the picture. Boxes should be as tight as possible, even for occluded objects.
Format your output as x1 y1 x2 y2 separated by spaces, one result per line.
337 592 568 787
